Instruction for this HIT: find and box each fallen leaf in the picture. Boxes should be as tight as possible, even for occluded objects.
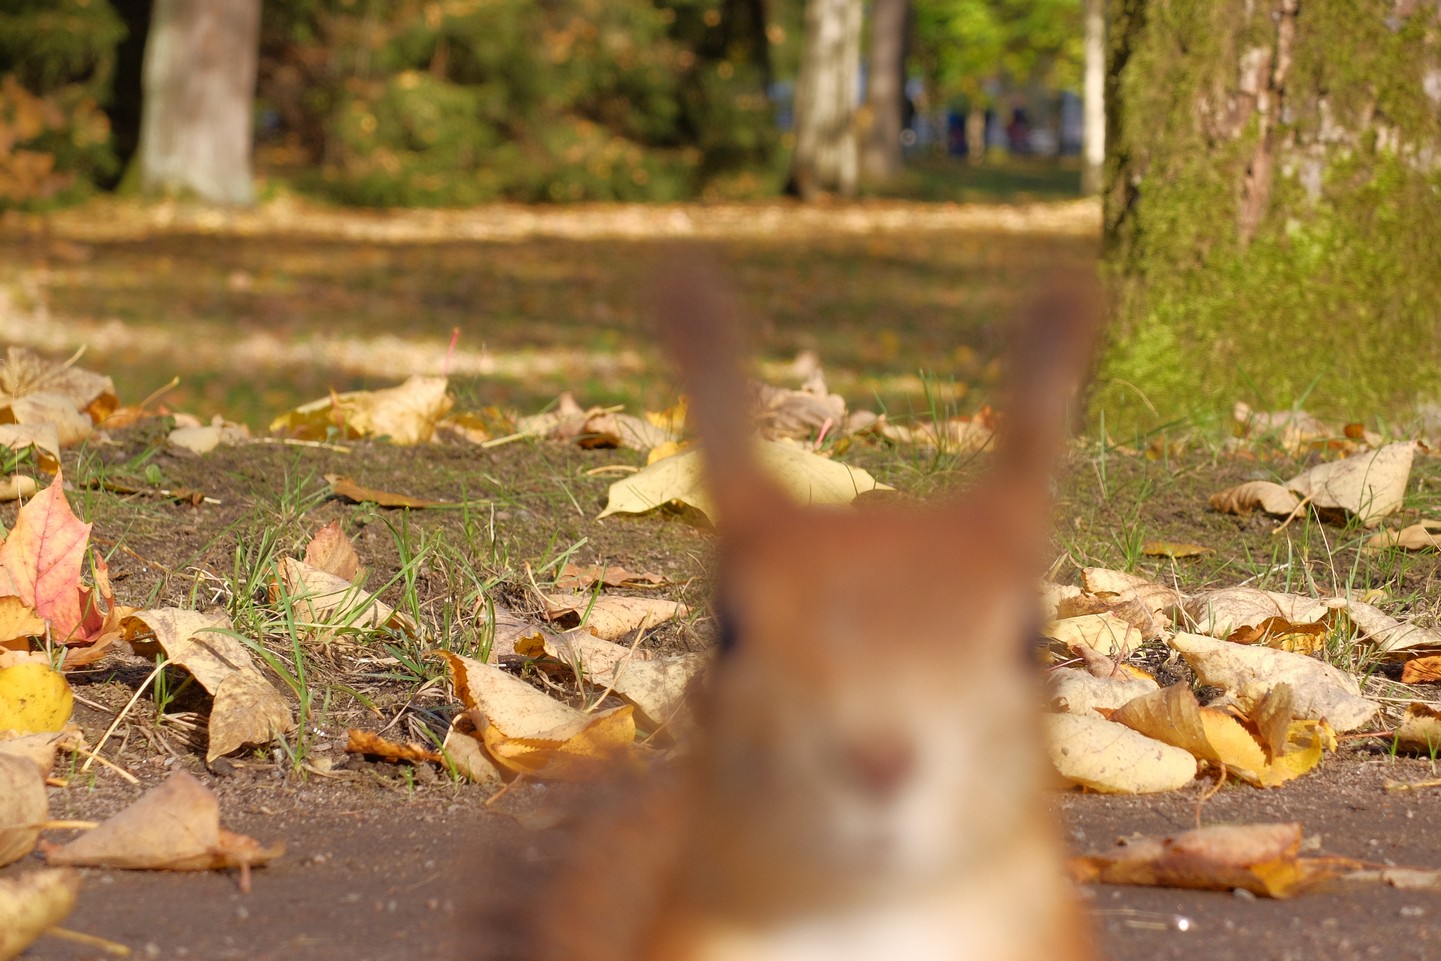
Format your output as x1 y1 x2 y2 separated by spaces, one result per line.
46 771 283 872
1341 599 1441 654
1168 631 1378 732
0 727 82 775
1402 656 1441 684
579 411 675 451
541 592 690 640
598 440 890 522
0 752 47 866
434 410 494 444
345 729 443 765
1285 441 1416 527
1081 568 1185 621
167 419 249 455
324 474 447 508
122 608 294 761
1366 520 1441 552
0 347 116 425
1233 403 1338 453
304 520 362 582
1072 822 1350 897
514 630 703 729
270 375 453 445
0 469 93 643
554 563 670 591
1141 540 1213 558
0 868 80 961
1041 612 1141 657
0 596 45 649
440 652 636 779
1395 703 1441 754
275 557 415 636
0 661 72 733
1111 683 1329 786
752 374 846 441
0 424 61 472
1181 587 1332 643
0 475 37 503
1048 666 1159 716
1043 713 1197 794
441 712 503 786
1209 480 1302 517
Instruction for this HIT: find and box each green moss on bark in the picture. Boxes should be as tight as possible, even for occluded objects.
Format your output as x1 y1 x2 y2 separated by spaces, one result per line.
1101 0 1441 435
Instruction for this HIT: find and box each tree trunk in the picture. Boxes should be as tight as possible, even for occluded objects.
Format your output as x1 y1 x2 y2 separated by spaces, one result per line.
791 0 862 199
1080 0 1105 193
137 0 260 204
1101 0 1441 432
859 0 908 185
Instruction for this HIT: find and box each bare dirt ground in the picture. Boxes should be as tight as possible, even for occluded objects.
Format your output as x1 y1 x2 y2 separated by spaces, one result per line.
5 200 1441 961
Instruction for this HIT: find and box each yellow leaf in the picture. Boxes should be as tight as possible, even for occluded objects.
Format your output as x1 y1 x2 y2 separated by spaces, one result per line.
0 752 48 866
1043 713 1196 794
269 375 452 445
1041 612 1141 657
1141 540 1214 558
0 868 79 960
0 661 73 733
600 440 890 522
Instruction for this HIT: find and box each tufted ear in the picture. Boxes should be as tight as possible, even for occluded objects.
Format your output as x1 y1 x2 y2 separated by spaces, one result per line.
951 269 1103 564
652 252 790 532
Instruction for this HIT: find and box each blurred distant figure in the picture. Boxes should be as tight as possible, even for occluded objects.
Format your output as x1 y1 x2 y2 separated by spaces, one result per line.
1007 109 1032 155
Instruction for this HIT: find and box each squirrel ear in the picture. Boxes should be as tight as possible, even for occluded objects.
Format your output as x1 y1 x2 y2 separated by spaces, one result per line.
944 269 1102 560
653 252 789 529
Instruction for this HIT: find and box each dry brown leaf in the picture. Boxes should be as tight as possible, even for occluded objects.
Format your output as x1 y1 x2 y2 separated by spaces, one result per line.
1395 703 1441 754
1233 403 1338 453
1168 631 1377 732
1111 682 1330 786
45 771 283 872
1402 656 1441 684
275 557 415 636
752 372 846 441
122 608 294 761
1181 587 1332 642
1072 822 1351 897
1041 612 1141 657
440 712 503 786
0 727 82 775
1285 441 1416 527
1340 598 1441 654
1080 568 1185 620
304 520 362 582
579 411 675 451
1043 713 1196 794
0 347 116 425
1047 667 1159 716
269 375 453 445
1365 520 1441 552
541 592 690 641
0 752 47 866
0 474 37 503
554 563 670 591
1209 480 1302 517
324 474 447 508
514 630 703 729
167 419 249 455
440 653 637 780
345 729 443 765
0 868 80 961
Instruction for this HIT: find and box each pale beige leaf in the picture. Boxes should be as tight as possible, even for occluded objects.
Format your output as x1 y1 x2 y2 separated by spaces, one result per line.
0 753 47 866
1285 441 1415 527
580 411 675 451
1039 582 1084 621
1081 568 1185 619
1209 481 1301 517
0 424 61 469
541 592 690 640
0 868 80 961
1340 598 1441 654
167 420 248 455
1043 713 1196 794
519 630 703 729
275 557 414 635
1181 587 1332 641
1041 612 1141 657
3 393 92 446
1233 402 1337 452
46 771 283 871
752 374 846 441
121 608 295 761
1365 520 1441 552
1048 666 1159 716
599 441 890 521
0 475 36 503
1167 631 1378 732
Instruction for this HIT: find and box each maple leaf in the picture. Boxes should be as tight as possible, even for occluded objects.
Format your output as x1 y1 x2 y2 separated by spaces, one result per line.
0 470 91 643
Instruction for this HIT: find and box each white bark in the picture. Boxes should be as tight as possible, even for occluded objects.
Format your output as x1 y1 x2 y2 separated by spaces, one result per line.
138 0 260 205
793 0 863 199
1082 0 1106 193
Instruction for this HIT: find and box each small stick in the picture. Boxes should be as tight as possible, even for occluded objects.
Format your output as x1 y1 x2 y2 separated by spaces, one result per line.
71 745 141 784
42 819 101 831
248 437 353 453
1194 764 1228 828
1271 493 1316 535
81 662 163 774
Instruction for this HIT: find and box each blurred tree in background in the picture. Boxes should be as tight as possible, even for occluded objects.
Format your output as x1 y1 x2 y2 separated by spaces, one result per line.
0 0 125 208
257 0 779 204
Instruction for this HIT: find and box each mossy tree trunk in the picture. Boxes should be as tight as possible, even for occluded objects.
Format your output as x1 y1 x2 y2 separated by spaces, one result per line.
1101 0 1441 432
